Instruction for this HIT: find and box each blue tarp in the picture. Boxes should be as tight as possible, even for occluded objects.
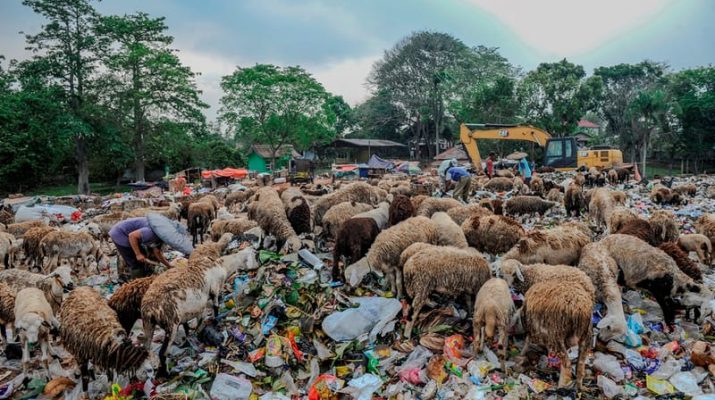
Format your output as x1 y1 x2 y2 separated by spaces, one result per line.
366 154 394 169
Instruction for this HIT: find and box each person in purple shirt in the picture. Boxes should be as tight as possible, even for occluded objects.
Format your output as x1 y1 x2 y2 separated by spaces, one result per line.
109 217 172 280
446 166 472 203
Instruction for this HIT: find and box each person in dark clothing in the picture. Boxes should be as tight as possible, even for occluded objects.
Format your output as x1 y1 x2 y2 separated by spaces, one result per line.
109 217 171 280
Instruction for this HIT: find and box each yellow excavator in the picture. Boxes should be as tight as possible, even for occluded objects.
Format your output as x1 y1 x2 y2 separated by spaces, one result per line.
459 123 624 172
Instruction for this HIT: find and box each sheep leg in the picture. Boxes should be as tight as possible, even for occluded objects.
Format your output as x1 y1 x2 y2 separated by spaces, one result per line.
557 348 572 388
21 336 29 374
79 360 91 392
141 321 155 350
404 293 426 340
462 293 474 317
499 328 508 373
41 338 50 379
395 269 404 299
575 336 589 390
472 323 483 353
158 325 178 378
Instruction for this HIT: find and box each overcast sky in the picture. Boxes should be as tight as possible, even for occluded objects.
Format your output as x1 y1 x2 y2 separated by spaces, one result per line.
1 0 713 121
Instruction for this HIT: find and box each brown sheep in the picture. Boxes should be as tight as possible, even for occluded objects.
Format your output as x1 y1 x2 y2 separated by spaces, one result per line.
0 282 15 343
615 168 629 184
522 280 593 389
225 189 255 209
345 216 439 297
388 194 414 227
484 177 513 192
280 187 312 235
502 222 591 266
446 204 493 226
410 195 428 212
695 214 715 250
479 198 504 215
650 186 683 205
611 191 627 206
462 214 525 255
188 199 215 246
61 287 151 391
403 246 490 338
564 183 585 217
545 188 562 203
498 260 596 300
210 218 259 242
607 169 618 184
608 207 639 234
472 278 514 372
6 220 46 238
589 188 615 231
21 226 56 271
313 182 386 225
39 230 104 274
677 233 712 265
108 276 157 333
321 201 373 239
504 196 557 218
512 177 530 195
332 218 380 280
673 183 697 197
615 218 657 246
495 169 514 178
574 173 586 187
649 210 679 244
415 197 463 217
529 176 544 196
0 232 19 269
658 242 702 282
247 187 302 253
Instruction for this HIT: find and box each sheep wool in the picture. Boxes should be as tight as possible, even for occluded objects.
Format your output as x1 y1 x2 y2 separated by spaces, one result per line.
332 217 380 280
564 183 585 217
462 214 525 255
388 194 414 227
0 266 74 313
353 202 390 230
472 278 514 372
502 222 590 266
108 276 157 333
22 227 56 270
615 218 657 246
431 212 468 248
415 197 463 217
6 221 46 238
247 187 302 253
504 196 557 217
658 242 702 282
695 214 715 250
321 201 373 239
313 182 387 225
589 188 615 231
403 246 490 338
15 287 56 374
40 230 103 274
677 233 712 265
61 287 150 391
0 282 15 342
479 198 503 215
608 207 639 234
649 210 679 244
210 218 259 242
280 187 312 235
545 188 563 203
446 204 493 226
498 260 595 301
673 183 697 196
523 280 593 389
484 177 514 192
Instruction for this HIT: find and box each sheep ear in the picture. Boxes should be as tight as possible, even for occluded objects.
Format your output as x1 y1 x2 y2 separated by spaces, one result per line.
515 266 524 282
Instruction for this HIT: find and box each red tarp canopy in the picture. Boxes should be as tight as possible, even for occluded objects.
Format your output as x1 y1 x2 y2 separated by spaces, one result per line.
201 168 248 179
333 164 358 172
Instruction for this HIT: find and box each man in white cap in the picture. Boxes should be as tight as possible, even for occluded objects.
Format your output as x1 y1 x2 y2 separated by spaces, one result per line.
437 158 458 194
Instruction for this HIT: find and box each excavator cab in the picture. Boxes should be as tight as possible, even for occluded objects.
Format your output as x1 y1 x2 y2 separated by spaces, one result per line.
542 137 578 169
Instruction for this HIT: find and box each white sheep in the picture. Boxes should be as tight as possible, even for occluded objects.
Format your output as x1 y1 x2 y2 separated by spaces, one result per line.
0 266 75 313
14 287 59 376
473 278 515 372
353 201 390 230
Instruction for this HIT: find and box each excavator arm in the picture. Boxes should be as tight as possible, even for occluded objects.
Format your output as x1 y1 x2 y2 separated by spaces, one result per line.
459 123 552 169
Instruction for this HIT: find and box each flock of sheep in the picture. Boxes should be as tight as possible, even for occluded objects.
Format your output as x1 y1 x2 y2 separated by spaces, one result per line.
0 164 714 395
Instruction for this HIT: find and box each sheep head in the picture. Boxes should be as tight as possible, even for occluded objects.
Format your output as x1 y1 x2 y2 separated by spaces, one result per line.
281 236 302 255
596 315 627 342
16 313 47 344
499 259 524 287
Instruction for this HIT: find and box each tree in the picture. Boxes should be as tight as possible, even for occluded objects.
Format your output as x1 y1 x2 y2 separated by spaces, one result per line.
594 61 666 162
97 12 207 181
668 67 715 173
22 0 101 194
353 90 406 141
628 89 669 176
324 95 354 138
219 64 334 170
518 59 602 136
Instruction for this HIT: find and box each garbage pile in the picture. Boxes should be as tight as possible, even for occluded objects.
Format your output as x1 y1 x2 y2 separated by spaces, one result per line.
1 171 715 400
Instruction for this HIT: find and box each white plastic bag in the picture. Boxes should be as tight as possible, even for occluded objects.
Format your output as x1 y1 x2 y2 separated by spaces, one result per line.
209 373 252 400
321 297 401 343
598 375 624 398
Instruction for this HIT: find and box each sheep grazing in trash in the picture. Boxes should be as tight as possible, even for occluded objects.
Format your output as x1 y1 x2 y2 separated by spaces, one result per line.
607 169 618 184
21 226 56 271
224 189 255 210
501 222 591 266
209 218 258 242
247 187 302 253
677 233 712 265
650 186 683 205
462 214 525 255
431 211 469 248
108 276 157 333
615 217 658 246
564 183 585 217
472 277 515 372
6 220 46 238
61 287 153 391
608 207 639 234
577 243 627 341
504 196 557 219
521 279 593 389
484 177 514 192
658 242 703 282
39 230 105 274
345 216 438 297
446 204 493 226
280 187 312 235
321 201 373 239
353 201 390 230
649 210 679 244
545 188 563 203
0 282 15 343
599 234 709 327
497 259 595 300
0 266 75 314
402 245 490 338
673 183 697 197
589 188 616 231
332 217 380 281
415 197 463 217
479 198 503 215
388 194 414 227
14 287 58 376
529 176 544 196
188 196 218 246
312 182 386 225
0 232 19 269
695 214 715 249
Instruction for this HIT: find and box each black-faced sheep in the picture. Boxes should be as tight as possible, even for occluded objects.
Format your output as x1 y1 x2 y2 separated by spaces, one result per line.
247 187 302 253
312 182 386 225
504 196 557 218
280 187 311 235
403 246 490 338
502 222 590 266
15 287 58 375
332 218 380 280
108 276 157 333
210 218 259 242
658 242 702 282
677 233 712 265
649 210 679 244
345 216 439 297
522 280 593 389
484 177 513 192
462 214 525 255
321 201 373 239
39 230 105 274
61 287 153 391
0 282 15 343
388 194 414 227
415 197 463 217
577 243 626 342
600 234 709 327
446 204 493 226
473 277 514 372
431 212 468 248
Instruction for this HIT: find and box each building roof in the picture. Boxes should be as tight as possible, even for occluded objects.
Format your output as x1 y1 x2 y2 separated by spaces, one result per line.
578 119 600 129
249 144 301 159
434 146 469 161
574 133 591 141
331 138 407 148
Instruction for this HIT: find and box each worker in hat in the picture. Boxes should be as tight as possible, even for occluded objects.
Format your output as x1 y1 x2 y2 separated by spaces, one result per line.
437 158 459 194
446 164 472 203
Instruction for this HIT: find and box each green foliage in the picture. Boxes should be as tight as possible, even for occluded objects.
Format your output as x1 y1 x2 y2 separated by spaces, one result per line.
353 90 406 141
219 64 335 167
518 59 602 136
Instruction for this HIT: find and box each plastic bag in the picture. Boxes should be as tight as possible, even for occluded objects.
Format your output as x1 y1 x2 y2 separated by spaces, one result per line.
669 372 702 396
209 374 252 400
593 352 624 382
321 297 401 343
646 375 675 395
650 358 681 380
308 374 342 400
597 375 624 399
346 374 382 400
627 313 646 334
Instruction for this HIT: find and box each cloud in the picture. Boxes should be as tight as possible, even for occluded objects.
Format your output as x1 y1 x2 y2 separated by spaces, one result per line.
468 0 673 56
310 55 380 106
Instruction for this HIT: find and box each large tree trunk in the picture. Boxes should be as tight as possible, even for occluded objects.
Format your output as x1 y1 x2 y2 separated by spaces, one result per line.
76 136 90 195
132 65 145 182
641 133 648 179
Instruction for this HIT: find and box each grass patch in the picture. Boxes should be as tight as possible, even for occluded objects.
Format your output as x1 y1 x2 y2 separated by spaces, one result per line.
26 182 122 196
644 164 682 178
